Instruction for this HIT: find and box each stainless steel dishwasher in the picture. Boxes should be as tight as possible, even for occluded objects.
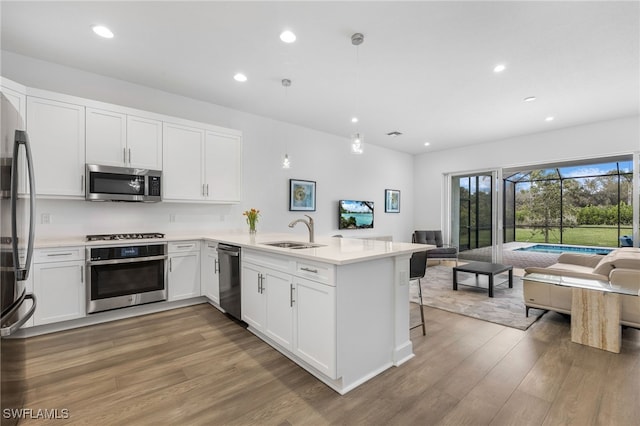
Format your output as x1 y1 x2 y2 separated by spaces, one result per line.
216 243 242 321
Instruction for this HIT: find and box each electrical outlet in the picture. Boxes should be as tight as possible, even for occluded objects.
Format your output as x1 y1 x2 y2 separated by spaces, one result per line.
41 213 51 224
169 214 176 223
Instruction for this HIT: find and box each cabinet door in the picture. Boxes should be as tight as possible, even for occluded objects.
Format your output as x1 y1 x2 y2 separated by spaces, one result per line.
264 269 294 350
127 115 162 170
201 243 220 304
85 107 127 167
241 262 265 331
1 85 28 194
162 122 204 201
26 97 85 197
33 261 85 325
204 131 242 202
168 251 201 301
293 277 337 379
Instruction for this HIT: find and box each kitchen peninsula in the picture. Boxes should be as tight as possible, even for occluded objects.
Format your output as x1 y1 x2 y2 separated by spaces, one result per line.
26 232 432 394
215 233 433 394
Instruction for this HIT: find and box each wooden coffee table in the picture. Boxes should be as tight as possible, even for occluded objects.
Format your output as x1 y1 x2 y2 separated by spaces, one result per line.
453 261 513 297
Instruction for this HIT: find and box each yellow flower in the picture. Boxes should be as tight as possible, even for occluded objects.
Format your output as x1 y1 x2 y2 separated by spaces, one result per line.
243 208 260 229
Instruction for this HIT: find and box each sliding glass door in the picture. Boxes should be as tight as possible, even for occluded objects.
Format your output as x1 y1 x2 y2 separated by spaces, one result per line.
450 172 498 263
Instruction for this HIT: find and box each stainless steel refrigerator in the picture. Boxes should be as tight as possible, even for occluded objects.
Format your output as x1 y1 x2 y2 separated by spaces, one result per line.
1 92 37 425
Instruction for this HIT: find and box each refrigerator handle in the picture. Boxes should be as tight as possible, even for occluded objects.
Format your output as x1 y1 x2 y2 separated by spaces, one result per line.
0 294 36 337
11 130 36 281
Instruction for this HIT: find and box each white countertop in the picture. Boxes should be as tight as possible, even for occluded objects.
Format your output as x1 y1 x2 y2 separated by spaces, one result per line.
35 232 433 265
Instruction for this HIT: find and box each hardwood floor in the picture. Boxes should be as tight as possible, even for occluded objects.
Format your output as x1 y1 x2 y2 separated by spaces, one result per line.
19 303 640 425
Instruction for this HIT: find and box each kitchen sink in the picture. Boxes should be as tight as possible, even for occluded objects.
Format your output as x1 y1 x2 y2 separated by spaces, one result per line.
264 241 325 249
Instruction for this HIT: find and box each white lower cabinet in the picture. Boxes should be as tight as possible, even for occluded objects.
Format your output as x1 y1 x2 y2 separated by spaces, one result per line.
241 251 337 379
168 241 201 301
292 277 336 378
32 247 86 326
201 242 220 304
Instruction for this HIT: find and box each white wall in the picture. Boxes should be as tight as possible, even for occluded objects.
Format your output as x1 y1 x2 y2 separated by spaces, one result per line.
2 51 415 242
413 116 640 230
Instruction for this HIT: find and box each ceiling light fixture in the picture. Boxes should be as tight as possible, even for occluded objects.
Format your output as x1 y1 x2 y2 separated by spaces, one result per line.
233 73 247 82
92 25 114 39
493 64 506 73
351 117 358 123
281 78 292 169
350 32 365 155
386 131 402 137
545 116 555 122
424 142 431 146
523 96 537 102
280 30 296 43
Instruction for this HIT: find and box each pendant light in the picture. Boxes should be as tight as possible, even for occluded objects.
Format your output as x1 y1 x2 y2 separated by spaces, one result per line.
281 78 292 169
350 32 364 155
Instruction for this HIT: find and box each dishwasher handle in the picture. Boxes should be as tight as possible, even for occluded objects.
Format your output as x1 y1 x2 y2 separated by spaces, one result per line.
216 244 240 257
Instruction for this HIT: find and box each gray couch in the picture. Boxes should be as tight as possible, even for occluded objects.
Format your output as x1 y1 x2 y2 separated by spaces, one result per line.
523 248 640 328
412 230 458 265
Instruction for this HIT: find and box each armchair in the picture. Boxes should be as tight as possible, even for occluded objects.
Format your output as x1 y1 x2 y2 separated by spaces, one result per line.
412 230 458 266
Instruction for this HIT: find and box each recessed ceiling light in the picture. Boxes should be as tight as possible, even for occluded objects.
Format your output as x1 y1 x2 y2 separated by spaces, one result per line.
92 25 114 39
280 30 296 43
351 117 358 123
493 64 506 73
523 96 537 102
545 116 555 122
424 142 431 146
233 73 247 82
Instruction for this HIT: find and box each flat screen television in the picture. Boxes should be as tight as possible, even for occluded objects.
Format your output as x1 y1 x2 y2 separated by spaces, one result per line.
339 200 374 229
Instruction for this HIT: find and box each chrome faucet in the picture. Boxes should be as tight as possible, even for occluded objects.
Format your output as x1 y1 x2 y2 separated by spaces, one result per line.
289 215 314 243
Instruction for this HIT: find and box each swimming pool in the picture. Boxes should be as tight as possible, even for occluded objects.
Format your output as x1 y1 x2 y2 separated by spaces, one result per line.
514 244 613 255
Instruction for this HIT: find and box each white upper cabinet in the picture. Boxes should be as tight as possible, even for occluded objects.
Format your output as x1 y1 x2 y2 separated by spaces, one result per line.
204 131 242 203
86 108 126 167
26 96 85 198
86 107 162 170
164 123 242 203
127 115 162 170
162 122 205 201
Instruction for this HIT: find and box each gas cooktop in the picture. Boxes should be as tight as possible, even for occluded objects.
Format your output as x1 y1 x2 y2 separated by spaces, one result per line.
86 233 165 242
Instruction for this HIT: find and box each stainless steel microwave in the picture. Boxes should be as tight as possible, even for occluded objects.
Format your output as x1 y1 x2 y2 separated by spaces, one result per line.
85 164 162 202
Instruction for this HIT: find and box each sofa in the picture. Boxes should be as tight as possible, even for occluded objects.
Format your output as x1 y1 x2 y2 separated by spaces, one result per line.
523 248 640 329
412 230 458 265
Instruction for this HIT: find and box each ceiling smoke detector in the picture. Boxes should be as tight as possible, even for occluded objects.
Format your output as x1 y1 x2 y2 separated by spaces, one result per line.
351 33 364 46
386 131 403 137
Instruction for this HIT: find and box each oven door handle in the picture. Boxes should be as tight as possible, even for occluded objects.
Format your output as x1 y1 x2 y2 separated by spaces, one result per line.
87 255 168 266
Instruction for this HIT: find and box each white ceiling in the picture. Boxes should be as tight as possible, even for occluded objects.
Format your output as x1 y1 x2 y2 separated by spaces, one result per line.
1 1 639 154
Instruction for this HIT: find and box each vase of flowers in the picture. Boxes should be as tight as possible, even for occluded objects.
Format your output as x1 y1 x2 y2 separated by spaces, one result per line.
243 208 260 234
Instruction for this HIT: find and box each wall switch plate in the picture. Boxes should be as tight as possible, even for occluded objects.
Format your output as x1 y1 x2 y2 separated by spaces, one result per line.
41 213 51 224
169 214 176 223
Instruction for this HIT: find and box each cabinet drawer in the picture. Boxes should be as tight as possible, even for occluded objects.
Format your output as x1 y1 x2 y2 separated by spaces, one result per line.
34 246 84 263
203 241 218 251
295 261 335 286
169 241 201 253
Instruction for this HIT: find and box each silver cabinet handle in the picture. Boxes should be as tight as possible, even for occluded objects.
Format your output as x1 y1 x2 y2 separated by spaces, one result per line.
290 284 295 307
80 266 84 283
81 174 85 192
169 258 172 272
47 252 73 257
257 273 261 293
176 244 193 249
214 259 219 274
301 267 318 274
128 148 132 164
123 147 127 164
206 184 209 196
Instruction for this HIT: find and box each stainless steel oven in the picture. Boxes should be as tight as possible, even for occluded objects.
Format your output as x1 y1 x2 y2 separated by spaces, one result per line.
86 242 167 314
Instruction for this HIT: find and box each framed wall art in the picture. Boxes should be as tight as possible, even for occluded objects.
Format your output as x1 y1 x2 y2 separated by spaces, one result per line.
385 189 400 213
289 179 316 211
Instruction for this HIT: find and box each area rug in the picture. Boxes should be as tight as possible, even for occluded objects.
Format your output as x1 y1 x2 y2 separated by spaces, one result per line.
410 265 545 330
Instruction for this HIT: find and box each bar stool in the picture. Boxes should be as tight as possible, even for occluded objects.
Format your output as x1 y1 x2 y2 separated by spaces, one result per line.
409 250 428 336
